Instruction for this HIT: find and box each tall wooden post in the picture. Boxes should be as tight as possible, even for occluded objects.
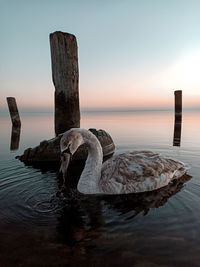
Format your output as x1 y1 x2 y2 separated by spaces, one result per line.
174 90 182 115
6 97 21 127
49 31 80 135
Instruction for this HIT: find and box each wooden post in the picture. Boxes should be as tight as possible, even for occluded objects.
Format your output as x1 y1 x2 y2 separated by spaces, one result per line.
6 97 21 127
10 125 21 150
49 31 80 135
173 90 182 146
174 90 182 114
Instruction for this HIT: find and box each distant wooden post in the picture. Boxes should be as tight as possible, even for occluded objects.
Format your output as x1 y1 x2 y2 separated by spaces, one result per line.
6 97 21 127
174 90 182 115
173 90 182 146
49 31 80 135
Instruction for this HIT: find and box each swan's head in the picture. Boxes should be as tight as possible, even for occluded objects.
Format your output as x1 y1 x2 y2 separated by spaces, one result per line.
60 129 84 182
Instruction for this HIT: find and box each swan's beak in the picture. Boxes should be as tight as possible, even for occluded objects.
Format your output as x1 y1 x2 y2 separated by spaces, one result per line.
60 152 71 186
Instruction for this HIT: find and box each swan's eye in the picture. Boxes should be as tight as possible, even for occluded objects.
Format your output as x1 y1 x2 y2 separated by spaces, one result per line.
67 143 72 152
60 144 72 159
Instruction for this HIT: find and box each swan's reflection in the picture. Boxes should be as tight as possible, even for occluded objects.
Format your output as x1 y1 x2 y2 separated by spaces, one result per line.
55 165 191 246
173 114 182 147
10 125 21 151
106 173 190 218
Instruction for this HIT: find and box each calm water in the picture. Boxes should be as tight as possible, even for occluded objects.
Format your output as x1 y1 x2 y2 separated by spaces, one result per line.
0 110 200 266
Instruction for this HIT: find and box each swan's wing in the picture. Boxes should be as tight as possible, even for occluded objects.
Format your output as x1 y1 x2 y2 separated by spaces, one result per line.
100 151 186 194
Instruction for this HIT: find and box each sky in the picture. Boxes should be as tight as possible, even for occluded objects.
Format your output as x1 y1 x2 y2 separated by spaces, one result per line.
1 0 200 112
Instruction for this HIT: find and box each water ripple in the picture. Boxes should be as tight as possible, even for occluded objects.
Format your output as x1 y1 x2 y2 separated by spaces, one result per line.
0 156 199 239
0 160 59 226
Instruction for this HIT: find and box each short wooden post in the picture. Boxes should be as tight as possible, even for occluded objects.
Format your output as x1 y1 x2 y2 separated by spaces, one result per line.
10 125 21 150
174 90 182 114
173 90 182 146
6 97 21 127
49 31 80 135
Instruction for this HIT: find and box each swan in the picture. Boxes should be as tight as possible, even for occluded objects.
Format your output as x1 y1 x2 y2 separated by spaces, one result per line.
60 128 187 195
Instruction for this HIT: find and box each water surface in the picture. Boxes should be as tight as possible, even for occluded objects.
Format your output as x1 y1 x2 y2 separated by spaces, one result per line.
0 110 200 266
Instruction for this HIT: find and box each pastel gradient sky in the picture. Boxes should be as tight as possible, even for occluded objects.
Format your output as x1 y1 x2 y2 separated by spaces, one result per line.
1 0 200 111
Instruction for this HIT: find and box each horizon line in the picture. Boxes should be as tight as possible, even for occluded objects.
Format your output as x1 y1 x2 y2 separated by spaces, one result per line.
1 106 200 114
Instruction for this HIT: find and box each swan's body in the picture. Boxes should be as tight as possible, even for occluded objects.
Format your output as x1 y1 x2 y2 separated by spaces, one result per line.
60 128 187 195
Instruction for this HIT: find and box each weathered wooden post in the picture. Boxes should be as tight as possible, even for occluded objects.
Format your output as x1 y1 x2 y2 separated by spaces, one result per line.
174 90 182 115
49 31 80 135
6 97 21 127
10 125 21 150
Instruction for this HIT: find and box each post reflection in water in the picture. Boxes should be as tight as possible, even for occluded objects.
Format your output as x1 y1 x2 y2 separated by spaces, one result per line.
173 113 182 147
10 125 21 151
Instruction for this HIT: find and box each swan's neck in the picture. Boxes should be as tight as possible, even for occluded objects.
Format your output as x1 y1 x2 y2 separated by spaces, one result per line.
77 133 103 194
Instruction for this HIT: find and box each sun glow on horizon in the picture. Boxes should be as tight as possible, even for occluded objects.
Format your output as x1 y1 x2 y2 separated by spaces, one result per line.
80 50 200 110
157 49 200 95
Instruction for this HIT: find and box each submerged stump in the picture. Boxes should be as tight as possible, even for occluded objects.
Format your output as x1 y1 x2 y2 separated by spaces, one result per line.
17 129 115 166
50 31 80 135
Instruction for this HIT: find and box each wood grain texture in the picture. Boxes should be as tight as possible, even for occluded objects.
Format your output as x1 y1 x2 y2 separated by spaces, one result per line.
50 31 80 135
